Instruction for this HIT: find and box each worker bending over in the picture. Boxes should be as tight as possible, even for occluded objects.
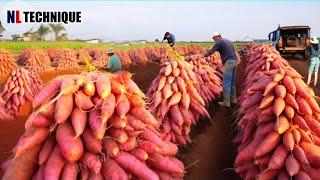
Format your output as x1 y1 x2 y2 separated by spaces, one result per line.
162 32 176 47
106 48 121 73
194 32 238 107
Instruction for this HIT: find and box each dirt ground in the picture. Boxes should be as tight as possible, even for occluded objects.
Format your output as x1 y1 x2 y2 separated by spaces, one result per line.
0 57 318 179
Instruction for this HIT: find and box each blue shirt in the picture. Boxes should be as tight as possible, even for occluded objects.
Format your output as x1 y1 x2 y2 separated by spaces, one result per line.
163 34 175 45
204 38 237 65
107 54 121 72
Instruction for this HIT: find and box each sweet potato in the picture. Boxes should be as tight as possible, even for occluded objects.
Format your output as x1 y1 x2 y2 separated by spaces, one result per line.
273 97 285 116
126 114 146 131
285 155 300 176
282 76 296 94
293 144 309 164
169 105 184 126
235 133 265 165
305 97 320 114
56 122 84 163
116 94 130 118
102 138 119 157
71 107 87 137
138 140 159 154
295 171 312 180
259 94 275 110
14 127 48 157
84 81 95 97
82 127 102 154
119 137 137 151
284 93 299 111
292 115 310 131
54 94 73 124
31 113 52 128
294 78 310 99
39 101 55 118
115 152 159 180
80 152 102 174
162 83 173 100
282 130 294 151
89 109 107 140
39 136 55 164
254 154 272 166
148 153 184 174
101 93 116 123
102 158 128 180
61 163 78 180
109 128 128 144
130 148 148 161
304 115 320 137
130 107 159 128
2 144 41 180
75 91 94 110
263 81 278 96
292 128 301 144
275 85 286 98
268 144 287 170
256 169 278 180
275 115 289 134
33 78 62 108
254 131 281 158
296 96 312 115
96 75 111 98
300 141 320 168
141 129 164 147
284 105 294 119
44 145 66 180
109 115 127 129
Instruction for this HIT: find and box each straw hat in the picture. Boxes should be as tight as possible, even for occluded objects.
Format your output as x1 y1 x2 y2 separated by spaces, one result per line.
212 32 221 37
311 36 319 44
107 48 114 54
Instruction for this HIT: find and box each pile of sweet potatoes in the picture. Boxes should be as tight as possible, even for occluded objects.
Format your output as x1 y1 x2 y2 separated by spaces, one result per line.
1 67 42 116
2 71 184 180
147 60 210 144
51 49 79 70
0 49 18 78
234 44 320 179
18 49 53 72
127 49 149 65
187 57 222 104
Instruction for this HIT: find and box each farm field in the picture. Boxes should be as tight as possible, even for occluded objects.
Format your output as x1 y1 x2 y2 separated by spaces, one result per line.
0 42 319 179
0 41 248 54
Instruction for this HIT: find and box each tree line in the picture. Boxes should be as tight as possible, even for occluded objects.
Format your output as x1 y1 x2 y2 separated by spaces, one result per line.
11 23 67 41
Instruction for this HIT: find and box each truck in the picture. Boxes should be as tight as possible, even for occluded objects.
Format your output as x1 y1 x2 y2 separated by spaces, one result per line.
268 25 311 59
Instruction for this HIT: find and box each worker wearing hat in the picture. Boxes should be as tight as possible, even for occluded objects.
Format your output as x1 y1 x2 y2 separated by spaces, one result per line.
307 37 320 86
106 48 121 73
193 32 238 107
162 32 176 47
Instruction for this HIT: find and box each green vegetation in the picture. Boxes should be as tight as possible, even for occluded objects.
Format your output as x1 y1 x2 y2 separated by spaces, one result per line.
0 41 248 54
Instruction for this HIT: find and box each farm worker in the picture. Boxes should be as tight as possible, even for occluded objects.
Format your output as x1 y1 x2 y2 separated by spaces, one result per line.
106 48 121 73
162 32 176 47
307 37 320 86
194 32 238 107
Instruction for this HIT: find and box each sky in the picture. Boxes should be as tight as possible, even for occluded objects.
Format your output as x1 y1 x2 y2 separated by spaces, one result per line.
0 0 319 41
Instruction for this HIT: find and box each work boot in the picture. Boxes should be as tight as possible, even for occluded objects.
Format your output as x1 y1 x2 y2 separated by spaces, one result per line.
218 101 230 107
